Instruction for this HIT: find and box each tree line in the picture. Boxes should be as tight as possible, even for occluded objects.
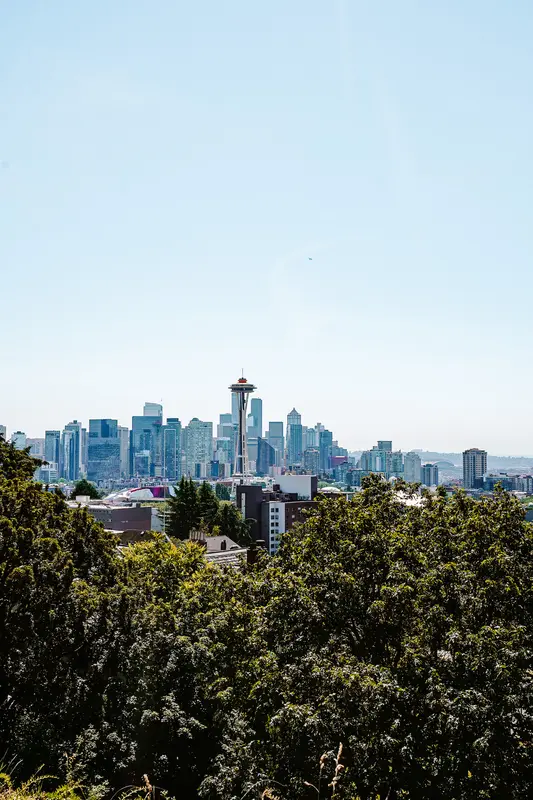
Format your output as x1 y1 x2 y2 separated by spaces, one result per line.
1 436 533 799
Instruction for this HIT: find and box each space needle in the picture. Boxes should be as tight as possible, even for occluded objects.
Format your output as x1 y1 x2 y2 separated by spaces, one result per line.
229 375 256 481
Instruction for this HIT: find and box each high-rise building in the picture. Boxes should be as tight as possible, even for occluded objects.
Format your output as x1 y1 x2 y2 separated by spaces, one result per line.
229 377 256 477
87 419 120 482
319 429 333 473
287 408 303 467
378 441 393 452
11 431 27 450
421 463 439 486
267 421 284 467
163 418 182 481
143 402 163 418
217 413 232 438
183 418 213 478
463 448 487 490
0 425 6 440
404 451 422 483
45 431 61 465
26 438 45 457
389 451 404 478
61 421 82 481
81 427 88 474
359 442 393 474
304 447 320 474
247 398 263 439
131 413 163 477
256 436 275 476
118 426 130 477
305 427 318 449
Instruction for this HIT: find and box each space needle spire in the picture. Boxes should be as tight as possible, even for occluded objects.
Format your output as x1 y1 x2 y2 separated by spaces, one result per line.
229 375 256 481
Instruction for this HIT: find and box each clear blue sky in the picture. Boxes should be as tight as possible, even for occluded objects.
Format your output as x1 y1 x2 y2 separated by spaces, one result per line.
1 1 532 454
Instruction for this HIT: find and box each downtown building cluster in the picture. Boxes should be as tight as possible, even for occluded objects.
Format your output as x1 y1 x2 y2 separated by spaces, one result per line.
0 398 350 487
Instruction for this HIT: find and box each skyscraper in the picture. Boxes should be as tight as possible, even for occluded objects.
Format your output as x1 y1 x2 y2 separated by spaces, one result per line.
287 408 303 467
118 426 130 478
87 419 120 482
45 430 61 465
163 418 182 481
304 447 320 474
247 398 263 439
404 451 422 483
267 421 284 467
11 431 27 450
26 438 45 457
131 413 163 477
319 429 333 473
61 421 82 481
183 418 213 478
143 402 163 418
463 448 487 489
421 463 439 486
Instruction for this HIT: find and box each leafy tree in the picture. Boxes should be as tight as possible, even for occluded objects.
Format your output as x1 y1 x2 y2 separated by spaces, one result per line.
215 483 231 501
166 476 200 540
197 481 219 528
70 478 101 500
214 501 252 546
0 437 40 481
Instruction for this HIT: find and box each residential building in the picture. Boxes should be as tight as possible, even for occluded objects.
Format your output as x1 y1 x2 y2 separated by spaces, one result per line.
421 463 439 486
359 441 395 475
87 419 120 482
404 451 422 483
237 476 318 554
118 426 129 477
183 418 213 478
11 431 26 450
45 430 61 465
463 448 487 490
389 451 404 478
267 421 284 467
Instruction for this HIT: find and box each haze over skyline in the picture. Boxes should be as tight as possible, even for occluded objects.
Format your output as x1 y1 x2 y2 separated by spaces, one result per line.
2 1 533 453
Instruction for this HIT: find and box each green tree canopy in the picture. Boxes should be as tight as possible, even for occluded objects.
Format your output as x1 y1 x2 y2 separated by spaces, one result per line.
166 476 201 540
70 478 102 500
0 436 40 481
197 481 219 528
215 482 231 501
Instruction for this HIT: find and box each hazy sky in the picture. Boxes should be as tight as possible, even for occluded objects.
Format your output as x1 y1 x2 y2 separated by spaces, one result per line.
1 1 533 453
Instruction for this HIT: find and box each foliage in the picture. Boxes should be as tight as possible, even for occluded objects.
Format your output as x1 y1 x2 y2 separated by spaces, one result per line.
197 481 219 528
215 483 231 501
3 456 533 799
166 477 200 540
214 501 253 546
70 478 102 500
0 437 40 481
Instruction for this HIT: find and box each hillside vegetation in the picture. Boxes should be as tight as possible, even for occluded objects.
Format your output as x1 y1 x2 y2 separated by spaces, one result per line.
1 437 533 799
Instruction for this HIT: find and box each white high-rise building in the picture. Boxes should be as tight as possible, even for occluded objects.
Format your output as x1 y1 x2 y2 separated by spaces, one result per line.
183 418 213 478
404 451 422 483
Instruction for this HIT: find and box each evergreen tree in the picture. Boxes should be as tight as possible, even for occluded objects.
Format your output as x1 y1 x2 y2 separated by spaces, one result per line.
70 478 101 500
215 483 231 501
167 476 200 540
214 501 252 545
197 481 219 529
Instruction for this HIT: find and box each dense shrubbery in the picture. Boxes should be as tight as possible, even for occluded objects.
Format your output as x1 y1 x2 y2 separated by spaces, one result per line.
2 437 533 799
